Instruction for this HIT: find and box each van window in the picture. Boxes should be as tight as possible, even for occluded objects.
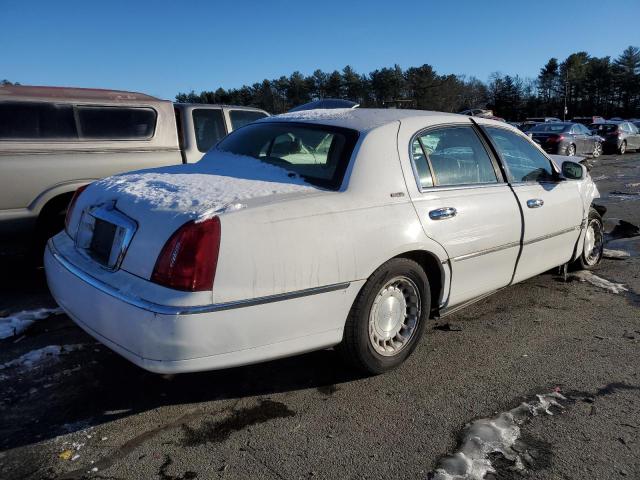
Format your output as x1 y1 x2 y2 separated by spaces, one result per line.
0 102 78 139
229 110 268 130
193 109 226 152
76 106 156 139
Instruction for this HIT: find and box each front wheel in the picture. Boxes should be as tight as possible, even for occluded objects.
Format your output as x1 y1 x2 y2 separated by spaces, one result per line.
571 208 604 270
339 258 430 374
618 141 627 155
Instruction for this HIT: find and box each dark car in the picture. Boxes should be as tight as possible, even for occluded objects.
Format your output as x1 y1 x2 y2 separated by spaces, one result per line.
519 121 540 133
529 122 602 157
589 121 640 154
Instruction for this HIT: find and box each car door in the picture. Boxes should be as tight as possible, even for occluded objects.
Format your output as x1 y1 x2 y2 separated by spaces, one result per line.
570 124 587 154
401 123 522 307
626 122 640 149
483 126 583 283
579 123 596 153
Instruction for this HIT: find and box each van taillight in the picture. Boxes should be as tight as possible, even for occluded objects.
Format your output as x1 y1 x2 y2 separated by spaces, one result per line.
151 217 221 291
64 184 89 233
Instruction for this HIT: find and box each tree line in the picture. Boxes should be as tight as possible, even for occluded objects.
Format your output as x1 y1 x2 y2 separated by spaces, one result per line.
176 46 640 120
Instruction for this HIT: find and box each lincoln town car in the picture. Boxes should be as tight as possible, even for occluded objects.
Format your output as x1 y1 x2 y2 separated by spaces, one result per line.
45 109 604 374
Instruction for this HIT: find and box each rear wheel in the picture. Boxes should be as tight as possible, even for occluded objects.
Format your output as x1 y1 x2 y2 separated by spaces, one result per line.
566 144 576 156
592 142 602 158
339 258 430 374
618 141 627 155
571 207 604 270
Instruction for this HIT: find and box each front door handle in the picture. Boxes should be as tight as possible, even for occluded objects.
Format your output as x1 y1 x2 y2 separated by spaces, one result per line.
429 207 457 220
527 199 544 208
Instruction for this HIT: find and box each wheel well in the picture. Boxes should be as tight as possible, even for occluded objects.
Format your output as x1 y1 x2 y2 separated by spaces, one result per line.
36 192 74 230
395 250 444 317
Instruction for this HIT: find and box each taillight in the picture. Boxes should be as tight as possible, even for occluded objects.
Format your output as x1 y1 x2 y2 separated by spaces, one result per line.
151 217 221 291
64 184 89 233
547 135 564 143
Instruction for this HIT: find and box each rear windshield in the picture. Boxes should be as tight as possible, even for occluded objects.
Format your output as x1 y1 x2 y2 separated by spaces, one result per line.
590 123 618 133
531 123 569 133
216 122 359 190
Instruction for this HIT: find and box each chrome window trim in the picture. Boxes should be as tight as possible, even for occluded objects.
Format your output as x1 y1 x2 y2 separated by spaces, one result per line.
48 239 350 316
408 123 503 193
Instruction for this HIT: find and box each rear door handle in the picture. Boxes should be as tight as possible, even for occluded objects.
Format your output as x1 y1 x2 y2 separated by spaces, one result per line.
429 207 457 220
527 199 544 208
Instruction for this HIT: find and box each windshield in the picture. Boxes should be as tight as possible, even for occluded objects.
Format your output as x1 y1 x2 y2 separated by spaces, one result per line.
531 123 569 133
215 122 359 190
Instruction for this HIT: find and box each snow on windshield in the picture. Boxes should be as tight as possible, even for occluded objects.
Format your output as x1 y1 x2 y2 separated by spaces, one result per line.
93 152 316 217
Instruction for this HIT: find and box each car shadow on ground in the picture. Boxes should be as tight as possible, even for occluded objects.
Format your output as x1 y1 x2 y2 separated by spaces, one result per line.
0 312 364 451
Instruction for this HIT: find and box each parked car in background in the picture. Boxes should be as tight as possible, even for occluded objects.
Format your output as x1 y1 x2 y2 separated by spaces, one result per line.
0 85 268 251
571 116 605 126
519 121 540 133
589 121 640 154
529 122 602 157
459 108 505 122
526 117 562 123
46 109 603 375
632 120 640 130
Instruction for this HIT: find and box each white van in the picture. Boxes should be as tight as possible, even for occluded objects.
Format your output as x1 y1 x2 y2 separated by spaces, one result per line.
0 85 268 252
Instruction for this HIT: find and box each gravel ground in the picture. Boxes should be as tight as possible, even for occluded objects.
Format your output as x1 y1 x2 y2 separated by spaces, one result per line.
0 152 638 480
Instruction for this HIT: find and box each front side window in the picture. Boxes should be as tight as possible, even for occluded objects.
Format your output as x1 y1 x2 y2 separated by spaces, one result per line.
216 122 359 190
192 109 226 152
229 110 268 130
0 101 77 139
486 127 555 183
76 106 156 139
412 126 498 188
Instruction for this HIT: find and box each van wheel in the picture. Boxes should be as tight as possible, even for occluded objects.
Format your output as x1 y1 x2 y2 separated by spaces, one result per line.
571 208 604 270
339 258 430 374
31 196 71 263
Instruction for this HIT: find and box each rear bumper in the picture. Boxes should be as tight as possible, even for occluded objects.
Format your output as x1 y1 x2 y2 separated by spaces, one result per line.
45 236 355 374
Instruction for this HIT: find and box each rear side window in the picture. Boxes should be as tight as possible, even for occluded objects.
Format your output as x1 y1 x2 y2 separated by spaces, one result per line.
412 126 498 188
0 102 77 139
486 127 555 183
193 109 226 152
229 110 268 130
76 106 156 139
0 102 157 141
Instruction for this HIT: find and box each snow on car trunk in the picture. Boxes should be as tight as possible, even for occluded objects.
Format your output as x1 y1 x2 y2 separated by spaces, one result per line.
72 151 319 280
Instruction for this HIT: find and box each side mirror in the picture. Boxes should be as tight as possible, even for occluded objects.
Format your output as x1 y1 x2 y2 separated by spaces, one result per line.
561 160 585 180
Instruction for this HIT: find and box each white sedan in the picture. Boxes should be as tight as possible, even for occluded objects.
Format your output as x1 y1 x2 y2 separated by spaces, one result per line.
45 109 604 374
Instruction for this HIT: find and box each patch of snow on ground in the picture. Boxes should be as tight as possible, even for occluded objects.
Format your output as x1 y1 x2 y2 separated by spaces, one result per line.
275 108 356 121
0 308 62 340
430 393 565 480
603 248 631 259
93 152 315 216
0 344 84 370
570 271 628 294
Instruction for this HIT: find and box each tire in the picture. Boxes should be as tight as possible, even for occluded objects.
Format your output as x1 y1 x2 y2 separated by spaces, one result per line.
566 144 576 156
338 257 430 375
618 141 627 155
571 207 604 270
592 142 602 158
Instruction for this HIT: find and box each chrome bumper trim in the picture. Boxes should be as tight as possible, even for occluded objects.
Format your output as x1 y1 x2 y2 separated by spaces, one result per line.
47 239 350 316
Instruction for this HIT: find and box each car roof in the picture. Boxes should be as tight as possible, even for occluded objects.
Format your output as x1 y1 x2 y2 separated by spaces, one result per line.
0 84 162 103
174 103 268 112
259 108 495 133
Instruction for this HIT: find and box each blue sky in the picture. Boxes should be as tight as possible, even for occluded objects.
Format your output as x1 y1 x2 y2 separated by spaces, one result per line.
2 0 639 100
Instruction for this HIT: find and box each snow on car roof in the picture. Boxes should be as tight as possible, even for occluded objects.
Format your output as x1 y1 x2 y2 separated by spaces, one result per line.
263 108 469 132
